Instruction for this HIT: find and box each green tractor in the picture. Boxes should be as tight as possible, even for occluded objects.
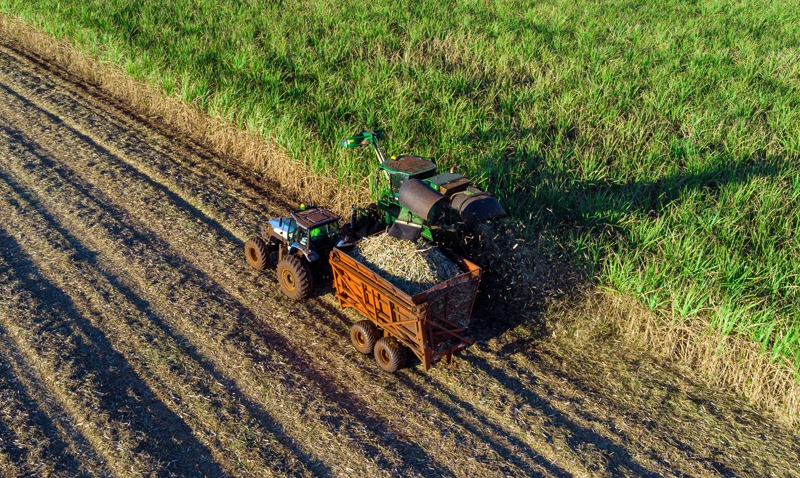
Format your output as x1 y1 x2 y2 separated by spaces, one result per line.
340 130 506 248
244 206 342 300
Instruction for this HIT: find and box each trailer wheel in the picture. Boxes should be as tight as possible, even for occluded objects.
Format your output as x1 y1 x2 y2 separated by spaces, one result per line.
350 321 379 354
374 337 406 373
277 255 313 300
244 236 271 270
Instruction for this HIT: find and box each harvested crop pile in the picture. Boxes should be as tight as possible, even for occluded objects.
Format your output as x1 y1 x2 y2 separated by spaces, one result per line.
349 234 461 295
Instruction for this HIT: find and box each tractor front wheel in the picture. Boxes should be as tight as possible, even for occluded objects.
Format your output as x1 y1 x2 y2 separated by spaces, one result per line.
373 337 406 373
276 255 313 300
244 236 270 270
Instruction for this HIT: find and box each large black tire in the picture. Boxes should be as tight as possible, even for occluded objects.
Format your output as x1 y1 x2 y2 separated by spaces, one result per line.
350 321 380 354
373 337 406 373
277 255 313 300
244 236 270 270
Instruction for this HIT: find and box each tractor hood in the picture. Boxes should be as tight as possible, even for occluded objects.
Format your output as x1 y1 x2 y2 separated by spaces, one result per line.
268 217 291 240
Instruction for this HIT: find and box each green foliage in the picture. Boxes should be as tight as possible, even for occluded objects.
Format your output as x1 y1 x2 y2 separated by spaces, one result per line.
4 0 799 367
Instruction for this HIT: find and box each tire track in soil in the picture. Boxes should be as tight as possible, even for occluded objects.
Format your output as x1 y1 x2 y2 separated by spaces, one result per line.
0 324 103 477
0 50 468 476
0 43 580 476
0 214 226 475
0 157 326 476
0 46 293 239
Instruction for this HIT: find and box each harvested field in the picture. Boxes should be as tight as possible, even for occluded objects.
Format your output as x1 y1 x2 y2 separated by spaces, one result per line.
0 38 799 478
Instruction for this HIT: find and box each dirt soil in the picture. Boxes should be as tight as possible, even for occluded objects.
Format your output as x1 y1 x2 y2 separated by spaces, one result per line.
0 40 798 477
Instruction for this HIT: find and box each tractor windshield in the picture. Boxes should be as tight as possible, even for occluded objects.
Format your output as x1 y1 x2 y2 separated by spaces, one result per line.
286 218 298 243
309 222 340 249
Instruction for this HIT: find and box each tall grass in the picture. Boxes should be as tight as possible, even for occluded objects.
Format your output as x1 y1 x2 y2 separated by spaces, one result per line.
2 0 799 369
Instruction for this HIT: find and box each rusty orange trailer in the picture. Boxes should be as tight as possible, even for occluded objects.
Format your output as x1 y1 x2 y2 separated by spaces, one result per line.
329 244 481 372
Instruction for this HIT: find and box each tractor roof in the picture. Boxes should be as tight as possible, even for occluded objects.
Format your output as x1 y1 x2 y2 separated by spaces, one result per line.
292 207 340 229
380 155 436 177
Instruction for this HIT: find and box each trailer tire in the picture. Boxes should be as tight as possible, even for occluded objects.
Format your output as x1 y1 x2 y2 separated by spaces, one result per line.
244 236 271 270
350 321 380 354
374 337 406 373
277 255 313 300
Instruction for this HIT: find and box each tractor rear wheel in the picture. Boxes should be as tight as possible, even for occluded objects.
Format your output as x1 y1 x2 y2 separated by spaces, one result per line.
244 236 270 270
373 337 406 373
350 321 380 354
277 255 313 300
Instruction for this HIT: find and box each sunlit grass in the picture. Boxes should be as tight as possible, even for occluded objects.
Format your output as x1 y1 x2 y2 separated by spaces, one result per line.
3 0 799 369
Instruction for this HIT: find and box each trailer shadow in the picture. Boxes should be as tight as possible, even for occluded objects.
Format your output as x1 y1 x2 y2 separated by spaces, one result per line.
526 337 800 476
464 353 664 477
398 370 573 477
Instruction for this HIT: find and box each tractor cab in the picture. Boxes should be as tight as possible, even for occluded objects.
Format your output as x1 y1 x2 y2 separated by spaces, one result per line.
264 207 341 263
247 206 341 301
292 207 341 251
246 206 341 301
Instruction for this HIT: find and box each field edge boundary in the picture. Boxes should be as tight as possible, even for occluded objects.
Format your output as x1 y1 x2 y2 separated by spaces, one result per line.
0 14 370 217
551 288 800 426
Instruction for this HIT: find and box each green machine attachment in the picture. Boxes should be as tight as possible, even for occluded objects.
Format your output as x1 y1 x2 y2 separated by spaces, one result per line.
340 130 506 247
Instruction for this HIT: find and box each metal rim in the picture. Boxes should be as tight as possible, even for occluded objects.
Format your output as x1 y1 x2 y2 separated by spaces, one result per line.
354 331 366 348
377 347 390 365
281 268 296 291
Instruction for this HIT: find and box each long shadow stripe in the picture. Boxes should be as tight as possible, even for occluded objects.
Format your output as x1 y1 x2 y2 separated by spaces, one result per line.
0 121 454 476
0 222 227 477
0 80 243 245
0 163 331 477
398 371 573 477
467 354 663 477
0 45 297 217
0 326 97 477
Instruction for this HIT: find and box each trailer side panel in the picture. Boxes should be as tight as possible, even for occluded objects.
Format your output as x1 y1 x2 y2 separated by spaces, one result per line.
330 245 480 370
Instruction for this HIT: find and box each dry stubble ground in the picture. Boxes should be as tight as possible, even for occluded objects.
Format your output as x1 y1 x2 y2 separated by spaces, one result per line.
0 40 798 477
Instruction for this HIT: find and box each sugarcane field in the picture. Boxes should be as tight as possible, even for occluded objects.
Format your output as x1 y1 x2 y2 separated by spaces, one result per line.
1 2 799 477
